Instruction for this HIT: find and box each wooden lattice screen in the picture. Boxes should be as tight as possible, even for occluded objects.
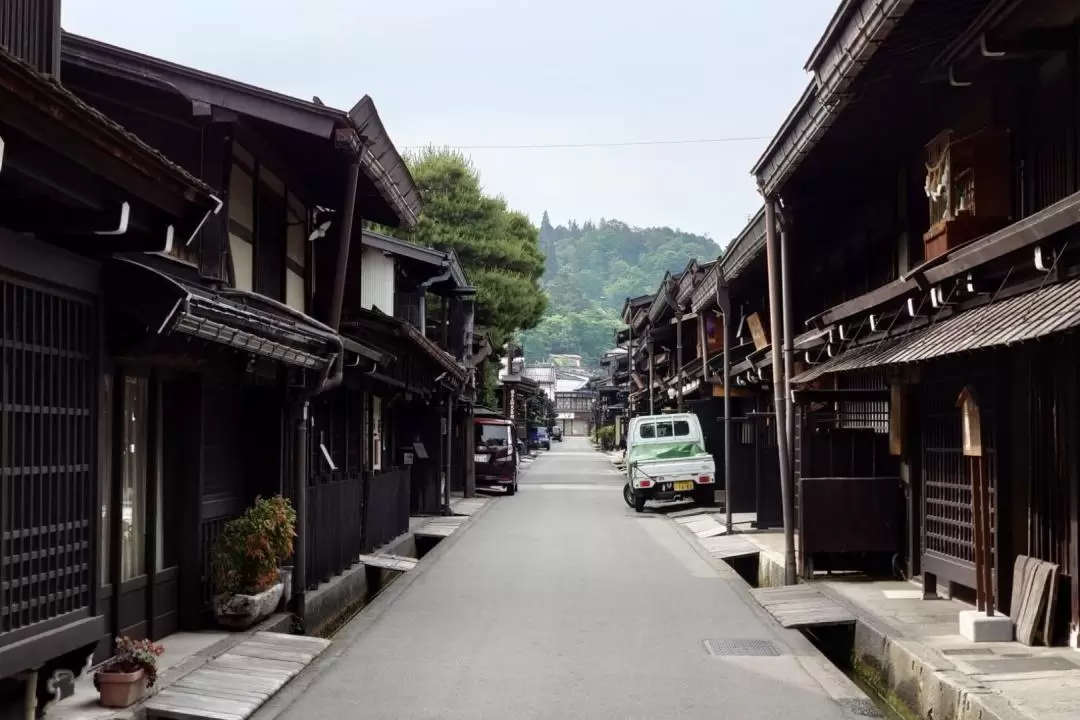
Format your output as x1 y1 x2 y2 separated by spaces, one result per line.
1 274 97 635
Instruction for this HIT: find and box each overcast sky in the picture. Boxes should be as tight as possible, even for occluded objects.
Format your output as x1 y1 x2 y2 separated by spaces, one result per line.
64 1 837 247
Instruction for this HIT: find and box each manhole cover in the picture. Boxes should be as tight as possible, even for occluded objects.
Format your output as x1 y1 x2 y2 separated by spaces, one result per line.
837 697 884 718
703 639 782 657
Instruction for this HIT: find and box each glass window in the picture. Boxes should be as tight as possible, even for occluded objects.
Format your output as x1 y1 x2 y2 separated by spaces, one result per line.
477 423 510 446
121 376 148 582
656 422 674 438
639 423 655 439
100 374 112 586
673 420 691 436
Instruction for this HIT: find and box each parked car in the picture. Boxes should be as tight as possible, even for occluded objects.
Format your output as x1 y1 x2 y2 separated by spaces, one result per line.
527 426 551 451
625 413 716 513
551 426 563 442
474 417 519 495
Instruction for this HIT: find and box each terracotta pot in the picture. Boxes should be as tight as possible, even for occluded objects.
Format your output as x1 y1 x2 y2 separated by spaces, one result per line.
96 668 147 708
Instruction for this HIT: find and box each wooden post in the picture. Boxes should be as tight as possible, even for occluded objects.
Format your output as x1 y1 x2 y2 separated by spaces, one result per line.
958 385 993 616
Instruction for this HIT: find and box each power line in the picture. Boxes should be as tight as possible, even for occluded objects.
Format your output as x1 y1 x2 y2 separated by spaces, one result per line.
403 135 771 150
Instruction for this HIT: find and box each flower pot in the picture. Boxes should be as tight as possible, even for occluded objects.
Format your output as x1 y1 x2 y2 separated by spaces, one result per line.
213 582 284 630
96 669 147 709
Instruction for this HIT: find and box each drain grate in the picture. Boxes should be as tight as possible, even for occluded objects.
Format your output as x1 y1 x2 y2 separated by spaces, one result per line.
703 639 783 657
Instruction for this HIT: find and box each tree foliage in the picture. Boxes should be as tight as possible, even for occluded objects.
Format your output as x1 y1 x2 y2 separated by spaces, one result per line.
406 148 546 347
521 217 720 365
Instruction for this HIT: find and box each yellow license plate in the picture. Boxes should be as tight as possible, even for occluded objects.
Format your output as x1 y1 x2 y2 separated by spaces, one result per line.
673 481 694 492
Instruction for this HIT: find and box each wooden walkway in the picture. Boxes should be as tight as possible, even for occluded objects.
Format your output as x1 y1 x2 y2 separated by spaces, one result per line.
451 497 489 516
415 515 468 538
146 632 330 720
749 585 856 628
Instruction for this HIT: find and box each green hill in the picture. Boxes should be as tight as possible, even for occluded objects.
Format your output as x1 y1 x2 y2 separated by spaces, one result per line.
520 213 720 365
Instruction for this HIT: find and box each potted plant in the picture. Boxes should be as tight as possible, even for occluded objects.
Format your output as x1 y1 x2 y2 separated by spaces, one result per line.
211 495 296 629
94 636 164 708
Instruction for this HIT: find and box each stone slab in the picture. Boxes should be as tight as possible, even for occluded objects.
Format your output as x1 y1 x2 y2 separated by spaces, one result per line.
959 610 1013 643
357 553 419 571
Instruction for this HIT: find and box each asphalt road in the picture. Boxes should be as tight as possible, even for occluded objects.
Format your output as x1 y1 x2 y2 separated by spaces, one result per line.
264 436 862 720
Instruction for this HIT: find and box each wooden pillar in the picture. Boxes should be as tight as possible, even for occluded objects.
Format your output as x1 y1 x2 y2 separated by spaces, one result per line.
175 374 205 630
197 123 232 285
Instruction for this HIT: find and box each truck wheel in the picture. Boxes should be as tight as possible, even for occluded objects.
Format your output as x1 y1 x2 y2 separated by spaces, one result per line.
623 483 634 508
634 494 647 513
694 485 715 507
506 477 517 496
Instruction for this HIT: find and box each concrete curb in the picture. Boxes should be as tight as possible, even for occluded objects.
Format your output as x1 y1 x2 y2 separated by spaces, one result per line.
249 496 500 720
666 518 878 720
739 535 1032 720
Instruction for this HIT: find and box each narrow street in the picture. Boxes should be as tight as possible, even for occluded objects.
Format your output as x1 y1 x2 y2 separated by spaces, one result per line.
256 437 858 720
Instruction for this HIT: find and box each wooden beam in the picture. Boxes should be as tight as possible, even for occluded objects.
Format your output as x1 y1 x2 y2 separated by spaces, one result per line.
792 388 891 404
0 199 130 234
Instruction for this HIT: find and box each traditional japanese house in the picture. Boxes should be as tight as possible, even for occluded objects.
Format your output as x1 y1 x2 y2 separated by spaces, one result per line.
686 210 785 528
0 3 233 704
554 389 594 437
753 0 1080 642
333 230 473 533
43 31 422 649
497 349 540 446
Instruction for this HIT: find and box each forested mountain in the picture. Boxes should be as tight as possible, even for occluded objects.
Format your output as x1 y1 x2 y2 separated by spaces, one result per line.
520 214 720 365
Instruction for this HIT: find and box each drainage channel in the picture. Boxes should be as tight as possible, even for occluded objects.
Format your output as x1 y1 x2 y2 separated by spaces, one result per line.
720 552 910 720
320 533 447 640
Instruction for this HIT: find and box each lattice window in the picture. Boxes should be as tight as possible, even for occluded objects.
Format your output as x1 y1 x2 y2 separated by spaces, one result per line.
921 361 996 567
1 275 97 633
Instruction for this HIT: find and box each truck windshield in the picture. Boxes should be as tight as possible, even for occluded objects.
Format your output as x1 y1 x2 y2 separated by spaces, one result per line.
478 424 510 446
639 420 691 439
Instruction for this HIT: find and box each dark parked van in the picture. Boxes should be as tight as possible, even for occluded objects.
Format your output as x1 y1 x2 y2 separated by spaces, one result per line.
475 417 520 495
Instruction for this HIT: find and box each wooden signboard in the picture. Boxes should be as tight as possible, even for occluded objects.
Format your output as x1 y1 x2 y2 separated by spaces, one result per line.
889 384 904 456
746 312 769 351
957 385 993 616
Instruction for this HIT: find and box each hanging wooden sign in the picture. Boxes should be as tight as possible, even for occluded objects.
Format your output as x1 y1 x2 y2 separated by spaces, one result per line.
957 385 983 457
746 312 769 351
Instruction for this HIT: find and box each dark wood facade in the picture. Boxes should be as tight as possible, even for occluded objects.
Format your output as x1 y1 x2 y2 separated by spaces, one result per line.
0 9 477 712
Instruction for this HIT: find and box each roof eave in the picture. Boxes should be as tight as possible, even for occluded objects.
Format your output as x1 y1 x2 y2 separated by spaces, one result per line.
348 95 422 230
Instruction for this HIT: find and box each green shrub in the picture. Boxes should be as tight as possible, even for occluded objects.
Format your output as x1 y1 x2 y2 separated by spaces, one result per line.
212 495 296 596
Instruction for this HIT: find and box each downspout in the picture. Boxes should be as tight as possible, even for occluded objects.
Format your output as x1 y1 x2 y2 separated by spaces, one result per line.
419 262 454 338
715 282 733 536
779 207 795 470
627 323 635 420
676 311 684 412
764 196 796 585
444 396 454 515
282 153 356 621
648 332 655 415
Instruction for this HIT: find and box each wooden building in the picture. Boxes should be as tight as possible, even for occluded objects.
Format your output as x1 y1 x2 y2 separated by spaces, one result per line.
0 6 468 708
747 0 1080 644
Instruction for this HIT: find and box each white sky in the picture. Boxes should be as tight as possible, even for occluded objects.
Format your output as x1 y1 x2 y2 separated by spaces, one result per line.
63 0 838 246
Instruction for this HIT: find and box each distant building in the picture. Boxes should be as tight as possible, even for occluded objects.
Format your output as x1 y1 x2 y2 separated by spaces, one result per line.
550 353 584 368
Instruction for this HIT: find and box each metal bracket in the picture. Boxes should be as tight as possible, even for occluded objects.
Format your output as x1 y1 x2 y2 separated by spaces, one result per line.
949 66 973 88
93 202 130 236
869 313 880 332
980 35 1006 58
906 297 921 318
0 134 5 175
1034 245 1055 272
